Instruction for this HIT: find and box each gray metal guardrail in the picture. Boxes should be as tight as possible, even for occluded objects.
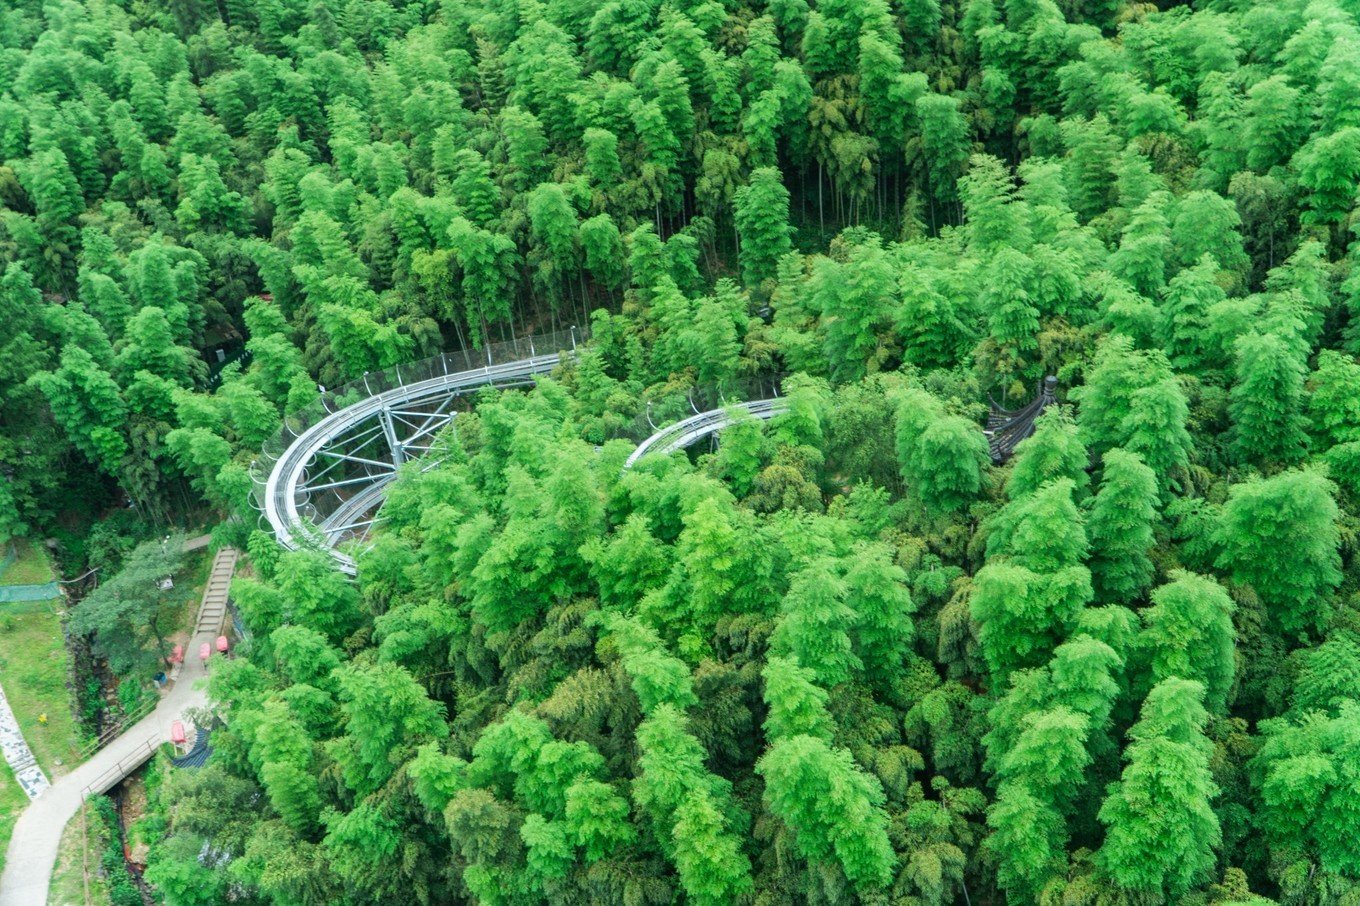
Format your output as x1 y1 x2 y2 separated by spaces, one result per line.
622 398 788 471
80 736 158 798
75 698 157 762
255 329 581 575
258 324 789 574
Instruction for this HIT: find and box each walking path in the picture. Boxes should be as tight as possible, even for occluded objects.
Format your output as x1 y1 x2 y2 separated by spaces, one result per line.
0 684 47 799
0 546 238 906
0 533 219 804
193 547 236 637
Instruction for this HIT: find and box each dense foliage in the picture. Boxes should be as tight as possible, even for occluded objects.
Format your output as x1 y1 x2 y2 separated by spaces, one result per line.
6 0 1360 902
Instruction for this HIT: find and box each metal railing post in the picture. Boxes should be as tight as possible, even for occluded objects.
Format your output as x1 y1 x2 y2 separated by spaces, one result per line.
378 408 406 467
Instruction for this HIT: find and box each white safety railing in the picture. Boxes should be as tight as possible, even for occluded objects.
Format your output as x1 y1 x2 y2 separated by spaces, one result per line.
254 329 582 575
622 398 788 471
257 322 791 575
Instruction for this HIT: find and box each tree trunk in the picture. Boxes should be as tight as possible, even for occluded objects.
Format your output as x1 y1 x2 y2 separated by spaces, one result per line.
818 163 825 234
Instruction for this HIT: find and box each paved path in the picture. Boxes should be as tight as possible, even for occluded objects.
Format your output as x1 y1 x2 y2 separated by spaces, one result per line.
181 534 213 553
193 548 236 637
0 683 47 799
0 546 238 906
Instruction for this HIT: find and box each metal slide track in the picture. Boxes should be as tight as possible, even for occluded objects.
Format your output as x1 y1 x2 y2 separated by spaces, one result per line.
622 398 788 471
261 348 569 575
262 332 783 573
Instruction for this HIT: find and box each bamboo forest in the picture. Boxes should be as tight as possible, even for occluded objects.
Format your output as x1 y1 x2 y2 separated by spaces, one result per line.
3 0 1360 903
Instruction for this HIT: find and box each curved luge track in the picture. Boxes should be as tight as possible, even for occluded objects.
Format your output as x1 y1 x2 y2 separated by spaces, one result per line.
622 397 788 471
258 333 578 575
261 334 783 573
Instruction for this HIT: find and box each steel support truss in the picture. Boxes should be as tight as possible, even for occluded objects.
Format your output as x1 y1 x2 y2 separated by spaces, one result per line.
262 341 784 576
261 351 569 575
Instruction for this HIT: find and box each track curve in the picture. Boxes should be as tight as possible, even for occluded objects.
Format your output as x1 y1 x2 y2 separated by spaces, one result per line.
258 332 580 575
622 398 788 471
261 334 784 574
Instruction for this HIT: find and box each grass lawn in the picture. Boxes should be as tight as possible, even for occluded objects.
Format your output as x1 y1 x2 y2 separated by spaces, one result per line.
0 539 81 779
47 802 111 906
0 541 75 880
2 539 56 586
0 598 81 777
0 758 27 877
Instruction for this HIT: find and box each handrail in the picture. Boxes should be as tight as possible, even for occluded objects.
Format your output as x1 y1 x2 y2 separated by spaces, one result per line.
80 736 158 799
622 398 788 472
257 328 582 574
76 697 158 761
254 328 582 476
259 327 790 572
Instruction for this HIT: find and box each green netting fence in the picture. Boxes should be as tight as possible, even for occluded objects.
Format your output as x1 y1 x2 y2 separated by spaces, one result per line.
0 581 61 603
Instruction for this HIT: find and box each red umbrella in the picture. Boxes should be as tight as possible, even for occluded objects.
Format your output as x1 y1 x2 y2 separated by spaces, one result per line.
216 635 229 654
198 642 211 663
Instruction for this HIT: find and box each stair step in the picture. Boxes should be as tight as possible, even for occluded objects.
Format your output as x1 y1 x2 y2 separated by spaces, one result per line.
189 547 241 644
